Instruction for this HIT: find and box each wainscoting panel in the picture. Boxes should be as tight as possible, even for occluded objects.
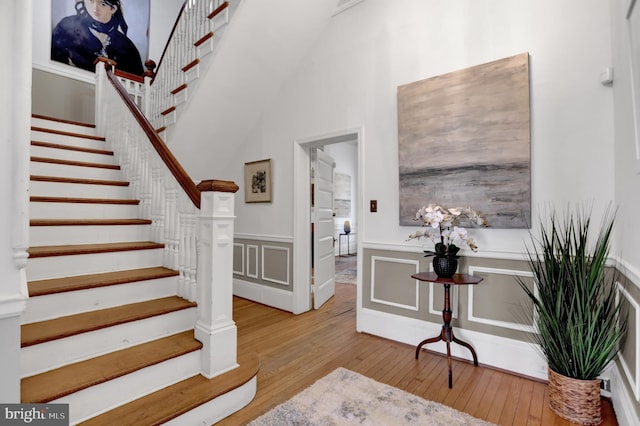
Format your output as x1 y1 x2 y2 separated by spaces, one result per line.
246 245 258 279
262 245 290 286
370 256 420 311
468 266 535 333
618 281 640 401
233 237 293 292
233 243 244 275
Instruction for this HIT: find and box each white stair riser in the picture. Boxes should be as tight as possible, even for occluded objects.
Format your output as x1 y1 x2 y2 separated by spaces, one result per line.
30 224 151 246
30 162 124 181
31 145 116 165
29 181 131 200
210 7 229 33
27 248 165 281
30 202 140 220
165 377 257 426
61 351 201 425
23 276 178 325
163 109 177 127
21 308 196 377
174 88 188 106
184 64 200 85
31 118 98 137
31 131 105 149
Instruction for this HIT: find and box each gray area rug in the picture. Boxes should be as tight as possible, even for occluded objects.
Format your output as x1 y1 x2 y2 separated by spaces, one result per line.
248 367 496 425
335 268 357 285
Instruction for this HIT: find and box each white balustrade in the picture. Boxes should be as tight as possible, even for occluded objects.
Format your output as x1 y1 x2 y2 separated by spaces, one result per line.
95 60 239 378
148 0 230 129
105 1 233 133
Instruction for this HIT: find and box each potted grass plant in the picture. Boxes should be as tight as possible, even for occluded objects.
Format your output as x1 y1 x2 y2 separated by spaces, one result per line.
516 205 627 425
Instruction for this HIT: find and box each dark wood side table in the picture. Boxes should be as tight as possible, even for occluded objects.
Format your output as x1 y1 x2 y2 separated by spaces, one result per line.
412 271 483 388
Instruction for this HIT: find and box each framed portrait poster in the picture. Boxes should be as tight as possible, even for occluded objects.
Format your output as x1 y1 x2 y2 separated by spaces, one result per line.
244 159 272 203
50 0 150 76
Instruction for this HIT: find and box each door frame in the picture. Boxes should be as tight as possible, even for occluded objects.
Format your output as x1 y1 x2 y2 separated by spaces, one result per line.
292 126 364 314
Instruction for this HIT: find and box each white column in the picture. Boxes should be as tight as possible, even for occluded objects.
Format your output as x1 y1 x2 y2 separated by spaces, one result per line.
0 0 32 403
195 180 239 378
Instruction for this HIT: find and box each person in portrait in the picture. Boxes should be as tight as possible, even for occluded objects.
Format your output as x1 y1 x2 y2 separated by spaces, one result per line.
51 0 144 75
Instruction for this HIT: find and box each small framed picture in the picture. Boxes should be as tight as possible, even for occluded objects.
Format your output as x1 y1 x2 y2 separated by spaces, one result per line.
244 159 272 203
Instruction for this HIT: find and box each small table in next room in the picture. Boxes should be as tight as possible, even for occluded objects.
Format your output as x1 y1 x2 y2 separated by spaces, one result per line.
411 272 483 388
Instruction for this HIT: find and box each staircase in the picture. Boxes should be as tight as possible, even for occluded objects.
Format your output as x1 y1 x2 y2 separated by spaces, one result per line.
23 115 258 425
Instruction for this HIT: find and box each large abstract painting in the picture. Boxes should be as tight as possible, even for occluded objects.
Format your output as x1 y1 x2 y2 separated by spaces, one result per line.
398 53 531 228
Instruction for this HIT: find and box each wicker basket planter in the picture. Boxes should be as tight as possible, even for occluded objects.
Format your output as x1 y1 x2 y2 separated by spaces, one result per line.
548 368 602 425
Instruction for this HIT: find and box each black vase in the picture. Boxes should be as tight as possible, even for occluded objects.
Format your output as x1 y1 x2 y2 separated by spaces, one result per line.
433 257 458 278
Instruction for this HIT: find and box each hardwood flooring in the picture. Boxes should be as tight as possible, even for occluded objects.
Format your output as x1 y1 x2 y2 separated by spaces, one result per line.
218 276 618 425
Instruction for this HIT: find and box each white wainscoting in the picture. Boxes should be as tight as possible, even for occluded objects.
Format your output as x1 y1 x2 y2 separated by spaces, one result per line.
233 279 294 312
617 281 640 401
359 307 548 380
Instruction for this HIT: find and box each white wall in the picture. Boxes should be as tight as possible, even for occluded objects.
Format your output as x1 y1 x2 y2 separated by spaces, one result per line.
612 0 640 281
225 0 615 256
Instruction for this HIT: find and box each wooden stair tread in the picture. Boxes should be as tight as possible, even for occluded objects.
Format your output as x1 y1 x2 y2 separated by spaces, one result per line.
30 175 129 186
30 196 139 205
28 241 164 258
28 267 178 297
171 83 188 95
79 352 259 426
31 140 113 156
161 106 176 116
32 114 96 129
21 296 197 347
31 156 120 170
21 331 201 403
182 58 200 73
194 32 213 47
208 1 229 20
30 218 151 226
31 126 105 141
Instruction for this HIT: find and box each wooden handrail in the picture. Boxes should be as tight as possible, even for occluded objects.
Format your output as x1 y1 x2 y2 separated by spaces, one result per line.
151 0 188 85
105 65 202 208
114 69 144 84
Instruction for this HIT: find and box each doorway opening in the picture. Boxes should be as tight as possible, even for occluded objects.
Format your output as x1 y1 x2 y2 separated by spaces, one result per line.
292 127 363 314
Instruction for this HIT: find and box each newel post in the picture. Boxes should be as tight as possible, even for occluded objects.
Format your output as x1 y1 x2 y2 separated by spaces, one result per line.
194 179 240 378
94 57 116 135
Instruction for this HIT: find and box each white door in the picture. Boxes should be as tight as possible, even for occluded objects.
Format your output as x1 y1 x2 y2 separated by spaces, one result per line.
312 149 336 309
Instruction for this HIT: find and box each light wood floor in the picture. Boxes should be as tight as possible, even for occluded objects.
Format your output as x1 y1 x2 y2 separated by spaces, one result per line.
218 282 618 425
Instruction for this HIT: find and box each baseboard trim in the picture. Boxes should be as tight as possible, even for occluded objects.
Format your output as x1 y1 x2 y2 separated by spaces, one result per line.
610 362 639 426
359 307 548 381
233 279 294 312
